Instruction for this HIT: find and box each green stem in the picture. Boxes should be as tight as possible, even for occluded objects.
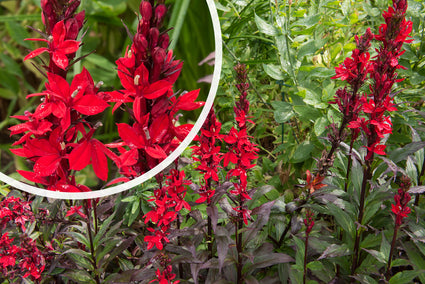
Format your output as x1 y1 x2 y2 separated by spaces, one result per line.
344 137 355 192
236 195 244 284
386 224 400 280
303 234 309 284
351 161 372 275
84 201 100 284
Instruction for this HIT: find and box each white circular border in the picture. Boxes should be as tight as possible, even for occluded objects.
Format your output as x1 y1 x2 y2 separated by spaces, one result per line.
0 0 222 200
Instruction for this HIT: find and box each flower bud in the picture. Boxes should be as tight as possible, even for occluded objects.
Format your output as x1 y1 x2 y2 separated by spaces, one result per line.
154 4 167 27
151 47 166 81
65 0 81 18
65 18 79 40
140 1 153 22
149 28 159 50
159 34 169 49
133 33 148 55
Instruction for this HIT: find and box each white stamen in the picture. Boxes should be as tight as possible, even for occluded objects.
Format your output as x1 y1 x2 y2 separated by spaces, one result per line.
134 75 140 86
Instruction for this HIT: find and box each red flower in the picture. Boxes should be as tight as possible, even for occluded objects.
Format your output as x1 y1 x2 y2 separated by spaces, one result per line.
24 20 80 70
65 205 87 219
305 170 326 194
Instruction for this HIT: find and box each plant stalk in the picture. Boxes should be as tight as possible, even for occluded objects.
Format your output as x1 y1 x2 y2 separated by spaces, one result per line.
351 162 372 275
84 201 101 284
386 224 399 280
303 234 309 284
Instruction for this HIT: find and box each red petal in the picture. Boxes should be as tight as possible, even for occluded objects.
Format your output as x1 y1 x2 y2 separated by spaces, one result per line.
145 145 167 159
143 80 172 99
47 72 70 98
105 177 130 187
52 51 69 70
73 95 109 115
24 48 48 61
10 148 26 157
34 155 61 176
68 141 91 171
119 148 138 167
91 140 108 181
57 40 80 54
117 123 145 148
150 114 169 143
17 170 47 184
52 20 66 44
175 89 204 111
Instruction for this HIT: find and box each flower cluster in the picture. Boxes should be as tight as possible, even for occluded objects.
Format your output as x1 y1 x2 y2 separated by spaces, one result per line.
149 254 179 284
224 63 259 225
331 28 373 135
303 209 315 235
106 0 204 179
26 0 84 76
391 177 411 226
347 0 412 160
304 170 326 195
0 197 50 280
143 169 191 250
191 109 224 204
143 169 190 283
10 0 113 191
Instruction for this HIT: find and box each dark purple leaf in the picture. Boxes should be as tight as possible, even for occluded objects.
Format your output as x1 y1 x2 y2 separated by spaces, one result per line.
207 204 219 233
408 186 425 194
318 244 351 260
248 253 294 271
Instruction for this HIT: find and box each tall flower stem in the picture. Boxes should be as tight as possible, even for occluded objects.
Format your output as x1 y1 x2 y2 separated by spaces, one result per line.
351 162 372 274
303 209 314 284
236 201 244 284
386 224 399 280
386 178 411 279
83 201 100 284
303 234 309 284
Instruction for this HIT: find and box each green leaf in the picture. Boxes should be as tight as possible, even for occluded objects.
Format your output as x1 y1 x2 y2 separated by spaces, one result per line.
326 203 354 239
63 270 96 284
96 238 121 265
0 70 20 94
306 260 324 271
318 243 351 260
0 14 40 22
314 117 328 136
389 270 425 284
291 142 314 163
255 13 278 36
5 21 31 49
406 156 418 185
0 54 23 78
389 141 425 163
292 14 321 28
85 54 116 71
0 88 16 100
297 40 317 59
271 101 294 123
293 105 321 122
93 212 116 247
66 231 90 248
363 249 387 264
66 252 94 271
263 64 285 80
390 259 410 267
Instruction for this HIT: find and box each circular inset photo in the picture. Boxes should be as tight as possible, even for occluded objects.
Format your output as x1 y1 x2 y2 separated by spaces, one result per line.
1 0 222 199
